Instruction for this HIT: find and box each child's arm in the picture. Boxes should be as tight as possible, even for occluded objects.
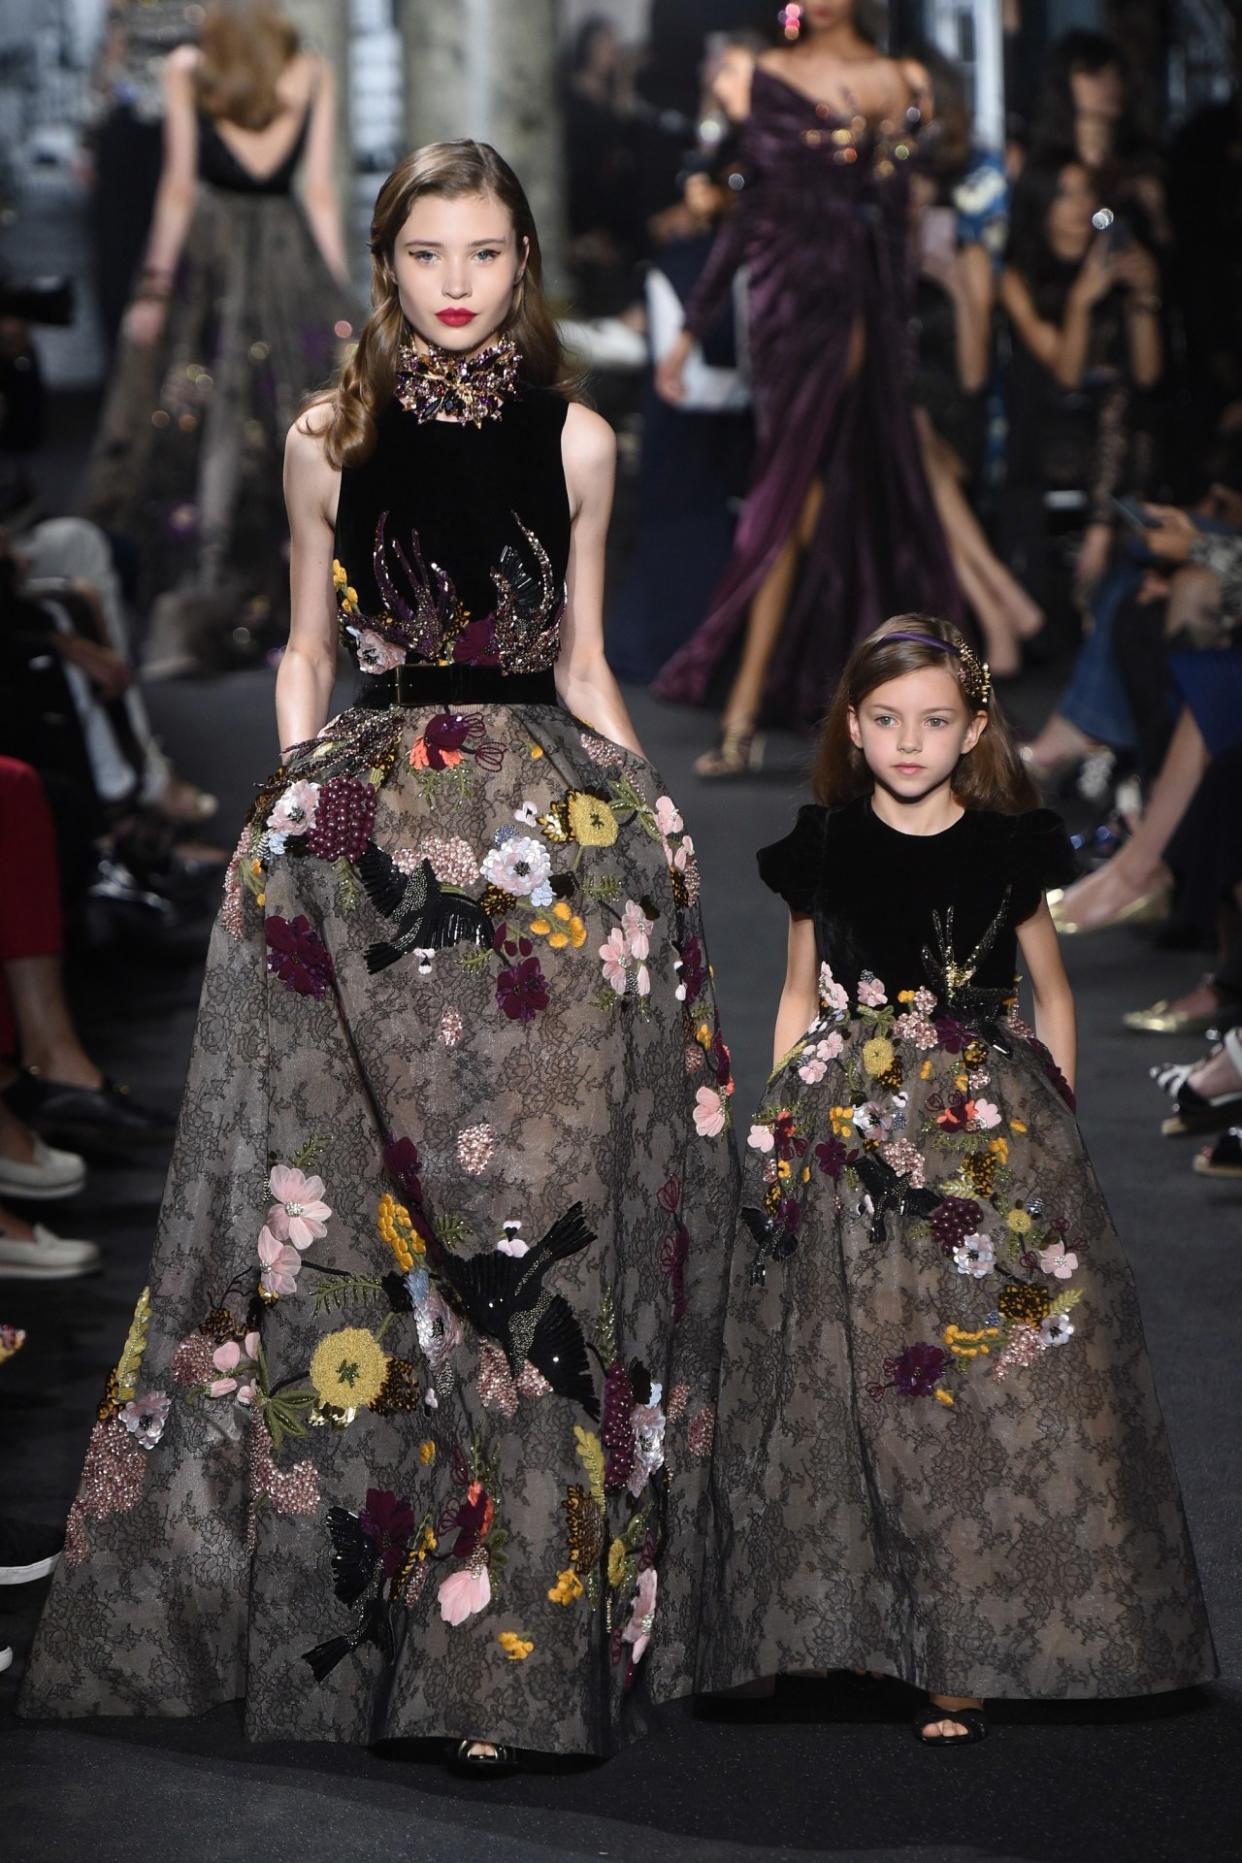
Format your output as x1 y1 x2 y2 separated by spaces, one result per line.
1016 902 1077 1092
772 914 820 1072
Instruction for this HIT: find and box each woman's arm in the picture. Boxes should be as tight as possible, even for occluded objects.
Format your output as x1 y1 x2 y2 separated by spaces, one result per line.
1115 244 1163 388
1016 901 1077 1091
125 45 200 345
555 402 645 757
299 56 349 285
1000 250 1109 391
952 242 993 392
276 410 340 755
772 914 819 1071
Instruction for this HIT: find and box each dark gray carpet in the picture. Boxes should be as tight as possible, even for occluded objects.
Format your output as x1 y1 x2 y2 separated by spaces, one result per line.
2 671 1238 1863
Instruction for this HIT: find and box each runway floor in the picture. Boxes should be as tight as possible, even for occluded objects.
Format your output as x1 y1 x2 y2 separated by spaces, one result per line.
2 673 1239 1863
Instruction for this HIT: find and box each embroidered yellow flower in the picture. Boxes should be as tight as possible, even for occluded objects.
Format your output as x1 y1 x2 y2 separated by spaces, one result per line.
548 932 569 950
897 989 916 1003
567 790 619 846
418 1439 436 1465
1007 1208 1033 1235
955 1073 969 1092
829 1104 855 1138
934 1389 955 1407
498 1631 534 1661
607 1536 627 1588
1010 1118 1028 1134
863 1037 895 1077
529 916 552 936
529 743 543 759
776 1159 791 1181
695 1021 713 1049
548 1567 584 1606
989 1137 1009 1163
416 1524 437 1562
568 915 587 949
309 1327 388 1410
553 901 573 922
331 560 359 614
944 1322 1000 1359
378 1193 424 1271
919 1059 933 1080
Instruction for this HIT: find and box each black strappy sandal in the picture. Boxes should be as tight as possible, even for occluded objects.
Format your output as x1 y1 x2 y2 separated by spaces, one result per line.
450 1738 518 1775
1194 1127 1242 1180
1161 1078 1242 1137
913 1700 988 1746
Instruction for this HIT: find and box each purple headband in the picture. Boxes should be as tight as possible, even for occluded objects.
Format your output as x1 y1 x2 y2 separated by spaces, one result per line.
879 631 991 706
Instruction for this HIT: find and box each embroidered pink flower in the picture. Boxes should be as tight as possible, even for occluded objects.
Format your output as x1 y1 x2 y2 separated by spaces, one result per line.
439 1007 463 1046
620 901 653 962
693 1085 726 1138
267 1166 331 1248
207 1332 261 1397
654 796 683 836
457 1123 495 1175
258 1224 302 1297
747 1123 775 1154
857 972 887 1008
621 1566 658 1663
266 779 320 840
914 987 936 1016
438 1564 492 1626
120 1391 172 1449
969 1099 1002 1130
355 628 407 674
818 964 849 1014
635 962 651 998
416 833 479 888
1039 1240 1079 1280
599 927 630 995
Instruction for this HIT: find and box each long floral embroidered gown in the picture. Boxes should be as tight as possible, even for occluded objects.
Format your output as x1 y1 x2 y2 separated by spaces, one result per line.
702 798 1215 1700
21 367 739 1756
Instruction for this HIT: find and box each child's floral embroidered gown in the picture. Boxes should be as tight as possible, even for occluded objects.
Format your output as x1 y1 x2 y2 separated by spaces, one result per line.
22 369 739 1755
704 799 1215 1700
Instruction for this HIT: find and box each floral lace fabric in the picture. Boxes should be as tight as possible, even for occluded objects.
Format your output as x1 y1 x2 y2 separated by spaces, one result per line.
22 702 738 1756
701 967 1215 1700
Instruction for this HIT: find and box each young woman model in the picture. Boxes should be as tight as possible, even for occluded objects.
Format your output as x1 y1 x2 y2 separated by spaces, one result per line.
653 0 962 773
21 142 736 1770
87 0 355 675
701 615 1214 1741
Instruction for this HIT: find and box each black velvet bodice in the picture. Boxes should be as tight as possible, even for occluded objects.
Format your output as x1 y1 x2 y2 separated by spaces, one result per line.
332 385 572 675
759 797 1078 1008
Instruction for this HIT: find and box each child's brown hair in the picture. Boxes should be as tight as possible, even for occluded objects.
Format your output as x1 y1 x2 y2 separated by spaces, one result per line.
812 613 1039 813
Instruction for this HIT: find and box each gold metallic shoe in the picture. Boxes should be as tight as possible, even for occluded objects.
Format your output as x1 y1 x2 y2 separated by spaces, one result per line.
1124 990 1224 1035
1050 884 1170 936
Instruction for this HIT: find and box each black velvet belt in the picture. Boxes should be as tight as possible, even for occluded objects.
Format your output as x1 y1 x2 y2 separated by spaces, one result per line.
353 665 559 709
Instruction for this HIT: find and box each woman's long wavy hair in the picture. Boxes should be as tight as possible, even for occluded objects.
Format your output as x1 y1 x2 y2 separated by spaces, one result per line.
318 141 575 471
196 2 299 131
812 614 1039 813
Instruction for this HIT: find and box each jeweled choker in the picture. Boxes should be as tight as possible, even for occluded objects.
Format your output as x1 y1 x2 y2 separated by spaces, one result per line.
394 334 521 427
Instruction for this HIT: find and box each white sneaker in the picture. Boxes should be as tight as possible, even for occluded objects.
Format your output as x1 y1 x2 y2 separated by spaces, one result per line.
0 1223 101 1279
0 1137 87 1201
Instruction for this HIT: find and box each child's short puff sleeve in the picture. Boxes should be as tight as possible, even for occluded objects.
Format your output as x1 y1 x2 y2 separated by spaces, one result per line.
756 804 829 916
1008 809 1079 923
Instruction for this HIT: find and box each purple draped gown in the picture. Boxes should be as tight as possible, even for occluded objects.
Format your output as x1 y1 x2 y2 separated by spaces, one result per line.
652 66 963 732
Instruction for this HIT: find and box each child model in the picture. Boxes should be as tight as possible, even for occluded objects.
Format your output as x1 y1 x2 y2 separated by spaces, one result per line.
704 615 1215 1743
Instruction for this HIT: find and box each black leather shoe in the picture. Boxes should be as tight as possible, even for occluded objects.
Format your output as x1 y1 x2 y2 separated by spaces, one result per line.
3 1070 175 1153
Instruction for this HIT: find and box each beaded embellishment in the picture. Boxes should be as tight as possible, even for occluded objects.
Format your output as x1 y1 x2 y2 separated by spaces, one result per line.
394 335 521 427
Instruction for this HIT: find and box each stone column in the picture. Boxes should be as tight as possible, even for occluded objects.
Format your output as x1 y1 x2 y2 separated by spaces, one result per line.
398 0 567 296
282 0 353 204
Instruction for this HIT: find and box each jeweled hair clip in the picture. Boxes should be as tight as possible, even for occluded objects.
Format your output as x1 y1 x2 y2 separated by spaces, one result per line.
882 630 991 709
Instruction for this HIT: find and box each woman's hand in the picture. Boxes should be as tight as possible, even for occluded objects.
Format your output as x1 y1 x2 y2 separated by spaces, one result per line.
1141 504 1198 563
654 330 694 405
1071 237 1114 309
122 298 168 348
55 633 133 700
1115 243 1159 299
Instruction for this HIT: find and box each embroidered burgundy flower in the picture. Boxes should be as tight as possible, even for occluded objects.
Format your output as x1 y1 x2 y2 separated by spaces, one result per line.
815 1136 851 1179
676 935 707 1005
601 1362 635 1491
884 1342 948 1398
933 1015 969 1053
306 776 378 862
265 915 334 998
771 1110 807 1162
446 1481 495 1558
929 1195 984 1253
496 955 549 1022
384 1135 424 1210
359 1486 416 1577
1028 1035 1077 1110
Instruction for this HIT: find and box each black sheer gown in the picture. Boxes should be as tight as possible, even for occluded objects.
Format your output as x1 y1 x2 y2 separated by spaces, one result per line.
701 797 1215 1700
23 375 738 1756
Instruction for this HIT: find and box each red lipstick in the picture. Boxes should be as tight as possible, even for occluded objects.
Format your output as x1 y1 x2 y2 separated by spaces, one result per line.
436 308 477 327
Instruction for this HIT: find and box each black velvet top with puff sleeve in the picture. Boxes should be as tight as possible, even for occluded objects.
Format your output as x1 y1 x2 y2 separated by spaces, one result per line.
758 797 1079 1008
